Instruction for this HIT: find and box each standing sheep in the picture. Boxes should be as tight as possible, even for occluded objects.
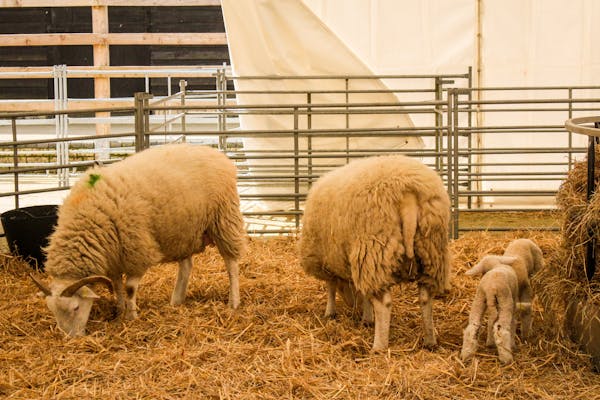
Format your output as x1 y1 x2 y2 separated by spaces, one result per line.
299 155 451 351
461 239 544 364
30 143 247 337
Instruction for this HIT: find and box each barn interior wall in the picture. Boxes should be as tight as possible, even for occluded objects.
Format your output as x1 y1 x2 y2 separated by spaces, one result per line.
0 5 229 99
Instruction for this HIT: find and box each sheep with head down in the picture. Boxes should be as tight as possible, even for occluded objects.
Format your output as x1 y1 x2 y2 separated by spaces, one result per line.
299 154 451 351
461 238 544 364
30 143 247 337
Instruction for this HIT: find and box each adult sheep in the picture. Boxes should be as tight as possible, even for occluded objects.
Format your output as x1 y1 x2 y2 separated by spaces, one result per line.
299 155 451 351
30 143 247 337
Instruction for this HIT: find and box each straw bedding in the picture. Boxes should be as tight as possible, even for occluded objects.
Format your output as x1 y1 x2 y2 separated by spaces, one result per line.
1 230 599 400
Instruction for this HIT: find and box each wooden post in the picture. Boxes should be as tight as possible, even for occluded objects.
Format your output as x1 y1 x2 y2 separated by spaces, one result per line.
92 5 110 160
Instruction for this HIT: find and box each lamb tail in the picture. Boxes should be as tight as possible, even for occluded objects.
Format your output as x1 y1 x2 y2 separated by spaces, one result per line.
400 192 418 259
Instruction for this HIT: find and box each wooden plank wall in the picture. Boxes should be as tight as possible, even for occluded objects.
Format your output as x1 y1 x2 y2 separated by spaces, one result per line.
0 2 230 100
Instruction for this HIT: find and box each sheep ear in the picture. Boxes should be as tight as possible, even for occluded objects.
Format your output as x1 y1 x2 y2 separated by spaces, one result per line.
77 286 101 300
498 256 517 265
465 257 492 275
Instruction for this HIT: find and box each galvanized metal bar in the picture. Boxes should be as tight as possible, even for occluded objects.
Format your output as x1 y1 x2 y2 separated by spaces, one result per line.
11 117 18 209
293 107 300 230
452 89 460 239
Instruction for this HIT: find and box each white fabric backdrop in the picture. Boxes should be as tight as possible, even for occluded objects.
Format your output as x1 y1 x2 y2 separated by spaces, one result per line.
221 0 600 205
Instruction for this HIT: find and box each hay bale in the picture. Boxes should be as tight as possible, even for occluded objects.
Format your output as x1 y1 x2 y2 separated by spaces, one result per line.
555 150 600 282
536 151 600 371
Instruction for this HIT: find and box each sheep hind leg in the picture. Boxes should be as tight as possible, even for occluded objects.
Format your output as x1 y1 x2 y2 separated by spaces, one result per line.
494 298 515 364
461 288 486 361
486 305 498 347
371 290 392 352
171 257 193 306
324 280 337 318
419 284 437 348
223 255 240 309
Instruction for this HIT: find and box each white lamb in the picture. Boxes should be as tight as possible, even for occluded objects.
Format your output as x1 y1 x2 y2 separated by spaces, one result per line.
30 143 247 337
299 155 451 351
461 238 544 364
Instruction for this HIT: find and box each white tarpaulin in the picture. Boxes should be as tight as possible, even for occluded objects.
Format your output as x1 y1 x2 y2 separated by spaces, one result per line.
222 0 600 207
220 0 424 157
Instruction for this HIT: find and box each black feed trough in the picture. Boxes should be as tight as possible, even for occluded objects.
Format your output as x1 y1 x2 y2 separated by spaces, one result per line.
1 205 59 271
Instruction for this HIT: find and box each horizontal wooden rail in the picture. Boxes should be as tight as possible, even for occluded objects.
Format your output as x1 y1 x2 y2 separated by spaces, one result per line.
0 0 221 7
0 65 228 79
0 32 227 47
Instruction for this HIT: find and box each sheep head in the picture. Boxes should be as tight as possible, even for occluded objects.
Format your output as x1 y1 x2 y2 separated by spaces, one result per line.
30 274 112 337
465 255 517 276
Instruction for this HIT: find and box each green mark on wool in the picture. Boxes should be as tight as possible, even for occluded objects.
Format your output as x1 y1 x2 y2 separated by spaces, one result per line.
87 173 101 187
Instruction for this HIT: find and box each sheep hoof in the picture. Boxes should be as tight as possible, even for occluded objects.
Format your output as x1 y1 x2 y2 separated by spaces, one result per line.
228 299 240 310
124 310 138 320
499 354 514 365
324 311 336 319
423 336 437 349
371 344 387 353
170 296 185 306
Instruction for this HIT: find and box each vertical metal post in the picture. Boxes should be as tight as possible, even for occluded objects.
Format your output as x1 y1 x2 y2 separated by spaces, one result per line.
434 77 443 172
452 90 460 239
179 79 187 141
466 67 474 209
11 118 19 209
568 88 573 170
134 92 153 152
585 125 600 281
307 92 313 188
293 107 300 230
216 67 227 150
345 78 350 164
446 89 455 238
53 65 69 188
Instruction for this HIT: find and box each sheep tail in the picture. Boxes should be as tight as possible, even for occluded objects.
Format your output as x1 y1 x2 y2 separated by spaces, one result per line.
400 192 418 259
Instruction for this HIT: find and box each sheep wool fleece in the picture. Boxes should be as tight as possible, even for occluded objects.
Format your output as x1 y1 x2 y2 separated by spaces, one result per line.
45 143 246 281
300 155 450 296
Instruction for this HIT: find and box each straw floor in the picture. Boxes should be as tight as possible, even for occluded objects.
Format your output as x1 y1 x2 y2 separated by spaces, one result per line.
1 231 599 399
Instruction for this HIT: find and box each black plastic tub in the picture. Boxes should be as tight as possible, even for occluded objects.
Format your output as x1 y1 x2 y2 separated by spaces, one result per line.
1 205 59 271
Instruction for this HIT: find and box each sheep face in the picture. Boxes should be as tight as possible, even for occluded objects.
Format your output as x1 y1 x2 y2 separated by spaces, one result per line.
30 274 112 337
45 287 98 337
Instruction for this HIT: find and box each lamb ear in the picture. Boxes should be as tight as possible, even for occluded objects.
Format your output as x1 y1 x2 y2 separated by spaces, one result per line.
498 256 517 265
29 273 52 297
465 265 482 276
60 276 113 297
465 258 490 276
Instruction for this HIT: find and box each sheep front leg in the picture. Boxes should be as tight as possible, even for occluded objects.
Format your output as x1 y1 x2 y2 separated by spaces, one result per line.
486 305 498 347
361 294 374 325
519 284 533 339
171 257 193 306
419 284 437 348
371 290 392 351
111 276 126 317
324 280 337 318
124 276 141 320
224 255 240 309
